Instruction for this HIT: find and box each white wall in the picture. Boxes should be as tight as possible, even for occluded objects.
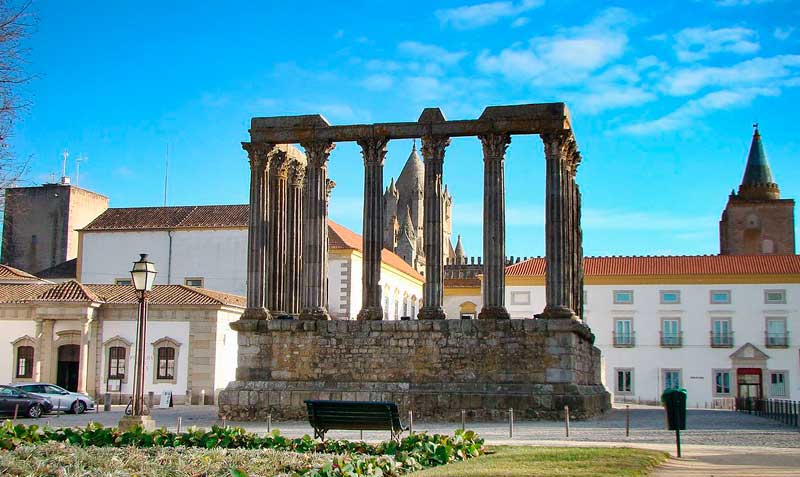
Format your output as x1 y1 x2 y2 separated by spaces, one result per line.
2 320 37 384
340 253 422 320
214 310 240 397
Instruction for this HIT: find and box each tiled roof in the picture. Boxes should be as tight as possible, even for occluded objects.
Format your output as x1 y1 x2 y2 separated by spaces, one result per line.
505 254 800 277
81 205 249 231
0 281 245 307
444 278 481 287
36 259 77 279
328 220 424 282
0 264 42 282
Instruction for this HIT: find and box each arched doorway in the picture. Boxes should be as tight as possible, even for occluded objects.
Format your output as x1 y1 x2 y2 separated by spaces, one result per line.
57 344 80 392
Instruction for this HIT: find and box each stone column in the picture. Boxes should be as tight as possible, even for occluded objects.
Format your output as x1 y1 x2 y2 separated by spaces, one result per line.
357 137 389 321
541 132 578 319
325 179 336 309
268 151 290 315
418 135 451 320
478 133 511 320
33 318 43 382
76 317 91 394
285 163 306 315
241 142 273 320
299 141 335 321
38 319 54 383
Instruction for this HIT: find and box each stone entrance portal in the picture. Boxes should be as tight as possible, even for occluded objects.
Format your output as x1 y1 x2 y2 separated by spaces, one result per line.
219 103 610 420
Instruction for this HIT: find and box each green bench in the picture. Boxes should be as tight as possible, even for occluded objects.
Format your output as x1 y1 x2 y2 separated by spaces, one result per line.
304 399 409 441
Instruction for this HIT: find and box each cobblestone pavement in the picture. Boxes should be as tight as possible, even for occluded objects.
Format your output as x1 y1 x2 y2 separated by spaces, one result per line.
27 404 800 448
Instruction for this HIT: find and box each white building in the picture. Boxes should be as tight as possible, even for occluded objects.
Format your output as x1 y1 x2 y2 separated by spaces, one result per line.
77 205 423 320
0 280 243 404
444 254 800 405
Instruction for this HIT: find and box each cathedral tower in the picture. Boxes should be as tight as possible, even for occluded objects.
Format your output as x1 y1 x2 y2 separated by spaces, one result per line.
720 126 795 255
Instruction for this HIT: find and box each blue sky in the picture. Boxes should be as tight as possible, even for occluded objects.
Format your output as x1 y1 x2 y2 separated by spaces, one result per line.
12 0 800 258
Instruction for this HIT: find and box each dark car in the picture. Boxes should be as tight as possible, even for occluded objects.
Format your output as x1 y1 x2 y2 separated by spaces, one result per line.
0 384 53 418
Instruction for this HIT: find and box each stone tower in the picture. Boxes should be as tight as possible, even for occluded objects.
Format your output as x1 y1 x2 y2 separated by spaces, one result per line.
383 142 454 273
720 126 795 255
2 182 109 274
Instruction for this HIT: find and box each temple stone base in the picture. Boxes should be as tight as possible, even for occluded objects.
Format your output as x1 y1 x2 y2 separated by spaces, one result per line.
219 318 610 421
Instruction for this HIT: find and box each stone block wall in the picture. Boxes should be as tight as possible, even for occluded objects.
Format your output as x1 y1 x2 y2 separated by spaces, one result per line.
219 318 610 421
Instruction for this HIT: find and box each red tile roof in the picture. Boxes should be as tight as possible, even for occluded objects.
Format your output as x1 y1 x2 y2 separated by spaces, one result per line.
0 264 43 282
0 281 245 307
328 220 424 282
505 254 800 277
81 205 249 231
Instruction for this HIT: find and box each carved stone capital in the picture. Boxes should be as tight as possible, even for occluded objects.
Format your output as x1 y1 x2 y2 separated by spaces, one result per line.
420 135 451 164
326 179 336 200
242 142 274 170
301 140 336 169
289 163 306 188
357 137 389 165
478 133 511 162
541 132 577 164
269 150 291 179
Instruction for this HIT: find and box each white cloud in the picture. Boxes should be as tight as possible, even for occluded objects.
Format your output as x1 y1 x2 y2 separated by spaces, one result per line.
662 55 800 95
511 17 530 28
476 8 634 85
573 86 657 114
774 27 794 41
361 74 394 91
620 87 779 135
674 26 759 62
398 41 468 66
436 0 544 30
714 0 772 5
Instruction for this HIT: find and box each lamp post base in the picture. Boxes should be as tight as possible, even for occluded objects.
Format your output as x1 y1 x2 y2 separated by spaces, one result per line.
118 415 156 432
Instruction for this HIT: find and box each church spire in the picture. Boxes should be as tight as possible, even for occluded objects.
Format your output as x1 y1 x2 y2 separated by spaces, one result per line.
454 234 465 260
738 125 780 200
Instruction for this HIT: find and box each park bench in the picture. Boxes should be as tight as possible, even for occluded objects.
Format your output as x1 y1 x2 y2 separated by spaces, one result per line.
305 399 409 441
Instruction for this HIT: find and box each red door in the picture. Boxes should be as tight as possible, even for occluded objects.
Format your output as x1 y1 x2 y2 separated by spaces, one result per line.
736 368 762 399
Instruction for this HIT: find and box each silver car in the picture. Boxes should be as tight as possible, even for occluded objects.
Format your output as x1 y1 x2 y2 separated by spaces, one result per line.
12 383 96 414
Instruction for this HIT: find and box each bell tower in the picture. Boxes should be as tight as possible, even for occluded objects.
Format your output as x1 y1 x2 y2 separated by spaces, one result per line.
720 125 795 255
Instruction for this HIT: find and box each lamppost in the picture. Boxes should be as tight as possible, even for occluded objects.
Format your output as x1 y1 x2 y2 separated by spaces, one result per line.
118 253 157 431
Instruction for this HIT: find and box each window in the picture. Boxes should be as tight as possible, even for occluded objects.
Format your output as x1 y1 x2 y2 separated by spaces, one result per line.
663 369 681 391
711 319 733 347
16 346 33 378
157 347 175 380
108 346 126 379
614 319 634 347
770 372 787 397
615 368 633 394
660 290 681 305
661 319 681 347
510 291 530 305
713 370 731 395
184 277 204 287
710 290 731 305
115 278 132 286
764 289 786 304
460 314 474 320
766 318 788 347
613 290 633 305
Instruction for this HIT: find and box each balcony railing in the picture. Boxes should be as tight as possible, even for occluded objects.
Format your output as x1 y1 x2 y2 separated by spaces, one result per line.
660 331 683 348
613 331 635 347
766 332 789 348
710 331 734 348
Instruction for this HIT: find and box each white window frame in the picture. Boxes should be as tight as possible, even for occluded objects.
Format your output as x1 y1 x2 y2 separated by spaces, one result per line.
712 369 732 396
613 318 634 347
184 277 204 287
710 290 731 305
662 368 682 392
660 318 682 347
659 290 681 305
764 289 787 305
615 368 634 395
769 371 788 398
711 318 733 347
613 290 634 305
510 291 531 305
114 278 132 286
766 317 788 347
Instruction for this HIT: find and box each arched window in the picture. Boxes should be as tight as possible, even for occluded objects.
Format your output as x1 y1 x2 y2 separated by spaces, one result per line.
103 336 132 386
459 301 477 320
108 347 126 380
16 346 33 378
152 337 181 384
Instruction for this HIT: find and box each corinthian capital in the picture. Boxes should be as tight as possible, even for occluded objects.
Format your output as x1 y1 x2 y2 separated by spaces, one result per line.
541 132 576 161
478 133 511 162
420 135 451 164
270 150 291 179
289 162 306 188
301 140 336 169
242 142 275 169
357 137 389 166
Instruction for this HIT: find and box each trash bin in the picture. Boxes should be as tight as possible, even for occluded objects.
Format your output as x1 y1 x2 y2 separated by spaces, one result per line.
661 388 687 431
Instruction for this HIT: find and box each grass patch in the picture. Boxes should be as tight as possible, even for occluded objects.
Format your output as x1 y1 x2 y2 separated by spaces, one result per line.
0 442 332 477
409 446 669 477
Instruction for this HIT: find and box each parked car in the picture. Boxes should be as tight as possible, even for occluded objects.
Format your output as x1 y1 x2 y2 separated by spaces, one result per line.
12 383 96 414
0 385 53 418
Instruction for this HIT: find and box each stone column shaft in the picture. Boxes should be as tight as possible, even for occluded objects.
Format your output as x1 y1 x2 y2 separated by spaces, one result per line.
478 133 511 320
286 166 305 315
541 132 578 319
268 154 289 315
357 137 389 321
300 141 335 320
241 142 272 320
418 135 450 320
76 318 90 394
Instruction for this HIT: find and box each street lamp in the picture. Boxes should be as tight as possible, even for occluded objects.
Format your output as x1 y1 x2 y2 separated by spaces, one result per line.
119 253 157 431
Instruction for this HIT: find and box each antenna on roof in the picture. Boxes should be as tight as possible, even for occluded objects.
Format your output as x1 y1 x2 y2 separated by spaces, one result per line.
163 143 170 206
75 154 87 186
60 149 70 184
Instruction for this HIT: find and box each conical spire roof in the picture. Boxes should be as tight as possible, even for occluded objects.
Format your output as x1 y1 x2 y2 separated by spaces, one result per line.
738 125 780 200
454 234 465 259
401 205 416 239
395 141 424 197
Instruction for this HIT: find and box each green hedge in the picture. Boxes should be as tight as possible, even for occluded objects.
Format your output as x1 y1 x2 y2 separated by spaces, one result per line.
0 420 484 477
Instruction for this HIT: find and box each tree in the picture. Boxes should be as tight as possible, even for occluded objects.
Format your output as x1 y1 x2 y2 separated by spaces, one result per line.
0 0 33 211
